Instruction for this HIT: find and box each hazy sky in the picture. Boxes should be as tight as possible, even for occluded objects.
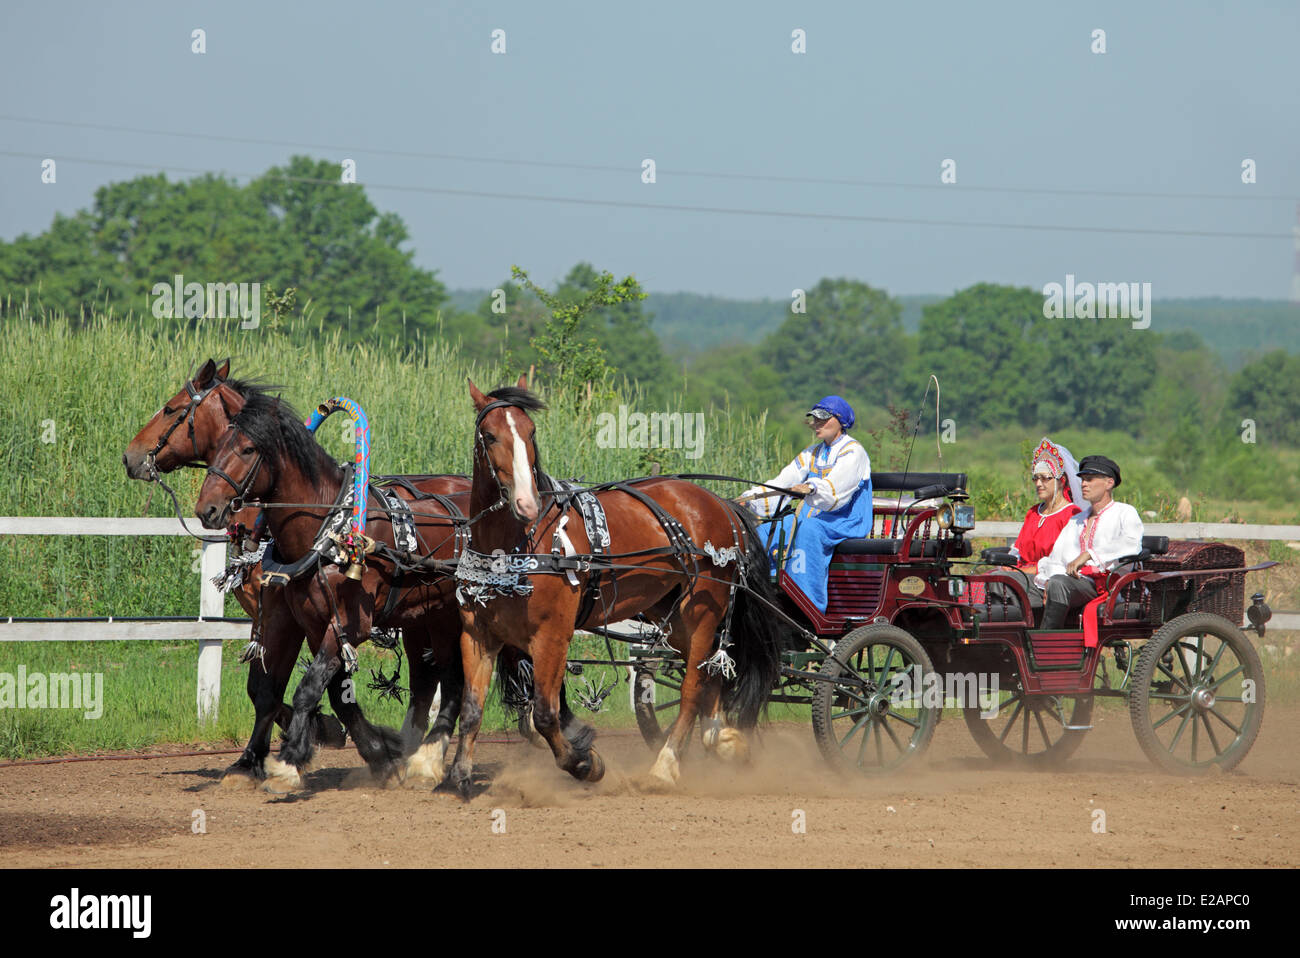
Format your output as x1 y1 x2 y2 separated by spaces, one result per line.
2 0 1298 300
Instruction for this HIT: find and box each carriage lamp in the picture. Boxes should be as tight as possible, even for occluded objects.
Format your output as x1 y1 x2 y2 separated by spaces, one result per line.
937 502 975 533
1246 592 1272 637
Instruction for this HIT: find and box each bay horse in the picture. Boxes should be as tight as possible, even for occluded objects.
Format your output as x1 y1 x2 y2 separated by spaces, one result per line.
126 360 552 789
124 359 349 782
448 378 793 792
191 385 559 792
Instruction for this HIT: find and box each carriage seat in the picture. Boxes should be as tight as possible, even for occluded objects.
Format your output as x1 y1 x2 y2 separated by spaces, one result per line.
834 537 973 559
1142 535 1170 556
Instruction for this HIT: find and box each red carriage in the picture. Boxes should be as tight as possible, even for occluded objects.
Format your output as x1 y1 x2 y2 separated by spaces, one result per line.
631 471 1275 776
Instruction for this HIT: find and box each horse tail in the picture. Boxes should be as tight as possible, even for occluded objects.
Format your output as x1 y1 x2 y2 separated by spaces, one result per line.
493 646 534 720
492 646 578 734
721 502 800 729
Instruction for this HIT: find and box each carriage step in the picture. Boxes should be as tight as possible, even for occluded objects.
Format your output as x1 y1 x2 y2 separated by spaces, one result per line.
1061 723 1094 731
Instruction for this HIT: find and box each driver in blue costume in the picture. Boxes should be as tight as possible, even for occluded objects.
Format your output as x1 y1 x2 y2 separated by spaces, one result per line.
742 396 872 613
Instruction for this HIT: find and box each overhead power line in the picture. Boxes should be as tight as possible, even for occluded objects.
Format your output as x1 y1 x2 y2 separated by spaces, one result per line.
1 112 1294 203
0 148 1290 241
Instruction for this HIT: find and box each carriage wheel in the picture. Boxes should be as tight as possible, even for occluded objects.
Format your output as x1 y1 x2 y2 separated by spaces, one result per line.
963 690 1093 768
1129 613 1265 775
811 624 938 774
633 666 684 751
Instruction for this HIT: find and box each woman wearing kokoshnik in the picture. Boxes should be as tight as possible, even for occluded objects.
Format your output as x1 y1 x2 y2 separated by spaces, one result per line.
741 395 872 613
991 438 1087 610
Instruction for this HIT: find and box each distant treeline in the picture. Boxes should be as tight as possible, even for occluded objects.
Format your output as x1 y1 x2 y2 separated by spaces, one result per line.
3 157 1298 500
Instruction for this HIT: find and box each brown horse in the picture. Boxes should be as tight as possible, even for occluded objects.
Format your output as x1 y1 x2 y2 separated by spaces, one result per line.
124 360 348 782
126 360 477 788
448 379 792 793
192 387 563 792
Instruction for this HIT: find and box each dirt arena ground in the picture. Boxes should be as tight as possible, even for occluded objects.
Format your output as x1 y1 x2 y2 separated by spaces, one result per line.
2 706 1296 869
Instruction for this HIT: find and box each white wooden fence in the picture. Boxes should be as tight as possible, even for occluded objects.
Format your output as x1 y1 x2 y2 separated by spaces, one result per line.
2 517 1298 725
0 517 240 724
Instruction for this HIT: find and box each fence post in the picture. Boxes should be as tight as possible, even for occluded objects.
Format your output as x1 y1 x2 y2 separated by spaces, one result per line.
197 540 227 725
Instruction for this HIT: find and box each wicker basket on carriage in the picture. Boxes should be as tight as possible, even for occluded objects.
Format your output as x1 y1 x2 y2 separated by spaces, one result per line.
1143 541 1246 626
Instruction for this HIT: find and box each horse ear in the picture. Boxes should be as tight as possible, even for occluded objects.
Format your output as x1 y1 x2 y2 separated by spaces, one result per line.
516 373 528 390
195 358 217 387
216 383 247 419
216 358 231 382
468 377 490 411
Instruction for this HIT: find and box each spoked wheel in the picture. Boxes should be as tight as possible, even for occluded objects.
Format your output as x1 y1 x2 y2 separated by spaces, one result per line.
633 665 684 750
812 624 938 774
1130 613 1265 775
963 688 1093 768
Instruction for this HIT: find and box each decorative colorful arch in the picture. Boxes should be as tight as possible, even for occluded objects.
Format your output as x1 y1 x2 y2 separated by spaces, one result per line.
304 397 370 538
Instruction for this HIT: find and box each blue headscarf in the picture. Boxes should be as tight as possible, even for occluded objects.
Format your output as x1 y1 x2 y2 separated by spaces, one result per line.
808 395 855 430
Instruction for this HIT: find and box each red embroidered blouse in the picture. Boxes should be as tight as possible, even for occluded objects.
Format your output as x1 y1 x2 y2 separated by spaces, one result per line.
1012 502 1081 570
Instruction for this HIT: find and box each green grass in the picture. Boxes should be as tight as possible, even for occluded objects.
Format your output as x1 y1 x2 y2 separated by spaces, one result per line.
0 303 793 757
0 633 648 761
2 303 1296 758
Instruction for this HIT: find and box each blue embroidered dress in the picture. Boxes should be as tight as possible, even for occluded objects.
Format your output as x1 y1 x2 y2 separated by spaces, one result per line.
745 434 873 612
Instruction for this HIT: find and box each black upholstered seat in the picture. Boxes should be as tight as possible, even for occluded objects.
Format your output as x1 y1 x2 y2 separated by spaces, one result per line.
1141 535 1169 556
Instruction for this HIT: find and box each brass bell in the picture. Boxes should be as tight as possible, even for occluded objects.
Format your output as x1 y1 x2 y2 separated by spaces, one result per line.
344 561 365 581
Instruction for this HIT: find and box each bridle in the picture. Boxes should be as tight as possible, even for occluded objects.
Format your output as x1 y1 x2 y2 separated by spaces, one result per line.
205 427 266 517
144 377 225 478
473 399 538 522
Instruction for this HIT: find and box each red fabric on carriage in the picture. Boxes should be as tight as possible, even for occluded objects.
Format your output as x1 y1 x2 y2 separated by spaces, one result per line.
1082 585 1109 648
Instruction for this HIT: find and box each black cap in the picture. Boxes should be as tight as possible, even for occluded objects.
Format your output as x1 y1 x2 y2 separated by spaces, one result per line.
1076 454 1121 487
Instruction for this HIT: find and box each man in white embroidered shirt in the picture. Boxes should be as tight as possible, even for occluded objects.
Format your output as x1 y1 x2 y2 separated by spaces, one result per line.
1035 455 1144 630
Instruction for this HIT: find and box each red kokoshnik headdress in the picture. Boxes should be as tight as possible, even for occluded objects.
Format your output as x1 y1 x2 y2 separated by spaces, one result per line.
1030 437 1089 514
1031 438 1067 481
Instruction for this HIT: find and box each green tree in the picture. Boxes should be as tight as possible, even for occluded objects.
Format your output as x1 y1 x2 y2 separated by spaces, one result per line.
759 278 910 407
0 157 449 341
915 283 1157 431
552 263 674 400
511 265 647 404
1035 313 1156 431
1145 332 1223 485
1224 350 1300 447
914 283 1042 428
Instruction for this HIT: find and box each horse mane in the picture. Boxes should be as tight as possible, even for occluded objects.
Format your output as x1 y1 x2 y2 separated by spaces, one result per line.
485 386 553 493
228 385 324 486
485 385 547 413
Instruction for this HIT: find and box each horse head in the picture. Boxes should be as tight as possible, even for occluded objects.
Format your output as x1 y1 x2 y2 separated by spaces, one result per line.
469 374 547 524
196 422 270 531
123 357 247 478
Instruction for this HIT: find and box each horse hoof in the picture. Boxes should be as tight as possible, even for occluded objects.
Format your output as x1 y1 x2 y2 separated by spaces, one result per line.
219 767 259 790
648 745 680 787
714 727 751 764
451 768 473 801
261 756 303 794
403 742 447 787
584 748 605 783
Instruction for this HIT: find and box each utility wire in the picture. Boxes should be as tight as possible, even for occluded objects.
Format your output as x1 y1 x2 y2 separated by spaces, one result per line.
0 148 1290 241
2 112 1294 203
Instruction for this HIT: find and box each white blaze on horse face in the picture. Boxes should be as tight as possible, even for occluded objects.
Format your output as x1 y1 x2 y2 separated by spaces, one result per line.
505 410 538 521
